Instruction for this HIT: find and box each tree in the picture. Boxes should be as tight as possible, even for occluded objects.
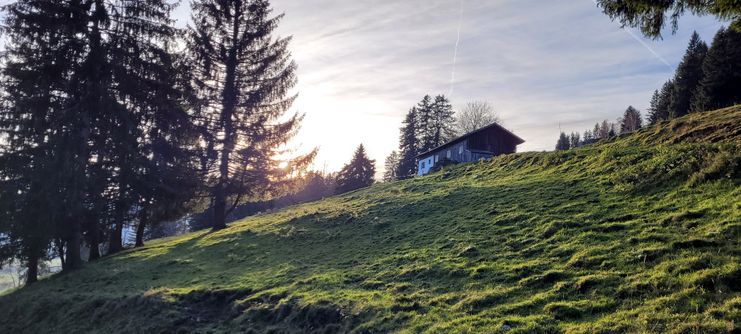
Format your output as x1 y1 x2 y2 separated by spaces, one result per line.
415 95 435 152
583 130 595 145
620 106 643 134
0 0 96 279
646 90 662 125
416 95 456 152
597 121 611 139
188 0 311 231
1 0 202 277
456 101 501 133
430 95 458 146
569 132 581 148
555 132 571 150
396 108 419 179
669 32 707 118
383 151 400 182
648 80 674 124
692 27 741 112
336 145 376 194
595 0 741 39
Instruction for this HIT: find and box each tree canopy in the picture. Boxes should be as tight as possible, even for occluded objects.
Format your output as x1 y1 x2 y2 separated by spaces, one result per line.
596 0 741 38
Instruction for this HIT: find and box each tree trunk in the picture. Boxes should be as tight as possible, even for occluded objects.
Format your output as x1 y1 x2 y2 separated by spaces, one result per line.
135 206 148 247
108 197 125 254
26 253 38 285
212 141 231 231
88 219 100 261
65 219 83 270
55 239 66 270
211 9 242 232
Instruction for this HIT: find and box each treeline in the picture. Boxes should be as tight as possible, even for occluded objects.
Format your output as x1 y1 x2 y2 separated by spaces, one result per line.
385 95 494 181
0 0 313 284
556 28 741 150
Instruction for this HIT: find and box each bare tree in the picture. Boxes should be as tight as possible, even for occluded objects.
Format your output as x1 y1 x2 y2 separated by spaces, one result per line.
456 101 501 133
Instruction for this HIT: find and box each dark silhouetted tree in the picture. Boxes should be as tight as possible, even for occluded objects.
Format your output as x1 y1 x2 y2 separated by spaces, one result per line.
336 145 376 194
396 108 419 179
595 0 741 38
417 95 456 152
569 132 581 148
555 132 571 150
669 32 707 118
188 0 312 231
648 80 674 124
692 27 741 112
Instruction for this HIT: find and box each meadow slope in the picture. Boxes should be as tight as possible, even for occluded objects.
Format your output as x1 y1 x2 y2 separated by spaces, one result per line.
0 106 739 334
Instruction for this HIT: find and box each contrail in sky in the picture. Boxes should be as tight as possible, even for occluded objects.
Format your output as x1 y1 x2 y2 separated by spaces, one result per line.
448 0 464 97
590 0 673 69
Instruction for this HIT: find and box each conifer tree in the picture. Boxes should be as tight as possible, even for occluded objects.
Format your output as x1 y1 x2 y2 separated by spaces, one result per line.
415 95 435 152
583 130 595 145
396 108 419 179
646 90 662 125
692 27 741 112
569 132 581 148
555 132 571 150
416 95 455 153
428 95 458 148
596 0 741 38
187 0 310 231
1 0 197 275
0 0 91 279
650 80 674 123
669 32 707 118
336 144 376 194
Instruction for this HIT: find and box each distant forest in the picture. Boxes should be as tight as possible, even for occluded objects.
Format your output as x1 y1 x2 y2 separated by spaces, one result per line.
555 28 741 150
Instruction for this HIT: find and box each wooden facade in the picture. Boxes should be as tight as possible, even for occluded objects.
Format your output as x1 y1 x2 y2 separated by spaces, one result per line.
417 123 524 176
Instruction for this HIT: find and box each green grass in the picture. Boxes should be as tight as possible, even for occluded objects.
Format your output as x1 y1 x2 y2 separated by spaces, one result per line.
1 106 739 333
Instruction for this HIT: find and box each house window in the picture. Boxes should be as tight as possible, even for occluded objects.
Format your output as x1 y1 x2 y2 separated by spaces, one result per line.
435 155 439 163
421 161 426 169
447 150 451 158
459 146 463 155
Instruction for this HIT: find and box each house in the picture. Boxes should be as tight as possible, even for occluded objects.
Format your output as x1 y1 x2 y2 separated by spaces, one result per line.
416 123 525 176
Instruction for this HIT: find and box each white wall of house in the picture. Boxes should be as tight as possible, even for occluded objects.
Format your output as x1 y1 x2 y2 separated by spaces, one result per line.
417 155 436 176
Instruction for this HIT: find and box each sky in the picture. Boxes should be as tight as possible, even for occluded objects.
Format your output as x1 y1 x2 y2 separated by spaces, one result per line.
1 0 726 177
181 0 724 176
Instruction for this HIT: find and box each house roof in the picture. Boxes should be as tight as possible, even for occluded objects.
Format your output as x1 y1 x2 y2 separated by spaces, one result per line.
416 122 525 158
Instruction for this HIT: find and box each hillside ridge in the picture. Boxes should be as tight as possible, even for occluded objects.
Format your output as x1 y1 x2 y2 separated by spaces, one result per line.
1 106 739 334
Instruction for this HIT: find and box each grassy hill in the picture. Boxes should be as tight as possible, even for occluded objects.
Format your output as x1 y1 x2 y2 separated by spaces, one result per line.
1 106 739 334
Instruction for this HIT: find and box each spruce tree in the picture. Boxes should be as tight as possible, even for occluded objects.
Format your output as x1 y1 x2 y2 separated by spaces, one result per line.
418 95 457 151
1 0 197 272
396 108 419 179
555 132 571 151
187 0 307 231
336 145 376 194
569 132 581 148
669 32 707 118
653 80 675 123
596 0 741 38
415 95 435 152
692 27 741 112
646 90 662 125
0 0 90 279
